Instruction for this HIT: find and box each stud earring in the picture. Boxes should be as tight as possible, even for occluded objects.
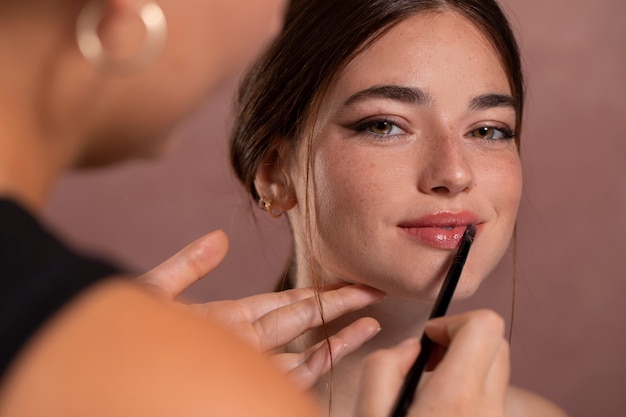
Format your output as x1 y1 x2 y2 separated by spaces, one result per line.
76 0 168 72
258 197 283 218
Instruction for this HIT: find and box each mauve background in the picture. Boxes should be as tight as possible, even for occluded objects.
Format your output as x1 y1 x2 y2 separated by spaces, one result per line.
43 0 625 415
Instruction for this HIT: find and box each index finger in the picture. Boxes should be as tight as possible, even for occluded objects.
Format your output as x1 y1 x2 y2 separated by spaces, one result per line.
137 230 229 298
247 285 385 351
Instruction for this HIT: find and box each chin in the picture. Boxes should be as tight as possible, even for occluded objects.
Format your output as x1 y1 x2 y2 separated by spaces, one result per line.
381 270 485 302
73 150 155 170
450 281 483 299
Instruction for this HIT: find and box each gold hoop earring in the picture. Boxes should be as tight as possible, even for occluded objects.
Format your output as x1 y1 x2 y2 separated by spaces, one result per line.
76 0 168 72
258 197 283 219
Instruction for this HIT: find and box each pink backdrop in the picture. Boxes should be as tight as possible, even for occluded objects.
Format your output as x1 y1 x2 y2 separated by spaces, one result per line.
44 0 626 415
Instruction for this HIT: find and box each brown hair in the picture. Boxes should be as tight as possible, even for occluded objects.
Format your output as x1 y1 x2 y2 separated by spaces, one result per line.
230 0 524 201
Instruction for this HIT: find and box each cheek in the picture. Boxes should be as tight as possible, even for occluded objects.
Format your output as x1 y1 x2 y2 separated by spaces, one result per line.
164 1 283 99
493 154 523 217
309 150 376 269
308 145 399 282
455 155 522 298
481 152 522 259
313 145 398 222
208 0 284 72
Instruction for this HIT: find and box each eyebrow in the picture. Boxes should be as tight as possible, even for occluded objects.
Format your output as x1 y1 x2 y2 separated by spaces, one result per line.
343 85 517 113
469 93 517 111
343 85 432 107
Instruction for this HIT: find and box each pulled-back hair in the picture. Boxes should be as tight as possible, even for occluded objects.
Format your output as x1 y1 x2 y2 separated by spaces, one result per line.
230 0 524 201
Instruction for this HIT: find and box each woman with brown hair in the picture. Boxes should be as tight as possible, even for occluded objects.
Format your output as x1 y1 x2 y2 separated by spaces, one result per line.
231 0 569 415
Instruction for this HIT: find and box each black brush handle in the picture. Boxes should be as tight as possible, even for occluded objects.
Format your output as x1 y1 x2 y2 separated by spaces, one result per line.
390 224 477 417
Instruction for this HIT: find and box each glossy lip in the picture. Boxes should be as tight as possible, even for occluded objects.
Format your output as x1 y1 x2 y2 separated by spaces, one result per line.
398 211 482 250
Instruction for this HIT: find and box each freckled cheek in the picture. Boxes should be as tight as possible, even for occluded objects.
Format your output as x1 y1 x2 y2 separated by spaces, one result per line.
489 156 522 222
313 151 383 222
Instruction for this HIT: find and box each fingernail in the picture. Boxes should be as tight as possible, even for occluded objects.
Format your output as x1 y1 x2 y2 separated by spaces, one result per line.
424 319 440 331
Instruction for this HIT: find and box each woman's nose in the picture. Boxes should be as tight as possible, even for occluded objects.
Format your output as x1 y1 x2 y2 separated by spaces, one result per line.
417 131 474 196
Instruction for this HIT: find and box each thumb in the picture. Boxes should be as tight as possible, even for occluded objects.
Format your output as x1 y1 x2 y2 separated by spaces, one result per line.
137 229 229 298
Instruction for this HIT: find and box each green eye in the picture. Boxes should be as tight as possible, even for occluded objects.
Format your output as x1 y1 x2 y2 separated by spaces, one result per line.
363 120 405 136
470 126 514 140
354 118 407 139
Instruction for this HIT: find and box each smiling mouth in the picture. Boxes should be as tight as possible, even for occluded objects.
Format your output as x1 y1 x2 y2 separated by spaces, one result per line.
398 211 481 249
399 224 479 250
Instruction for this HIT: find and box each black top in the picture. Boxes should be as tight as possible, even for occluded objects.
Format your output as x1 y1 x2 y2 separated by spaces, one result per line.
0 199 121 379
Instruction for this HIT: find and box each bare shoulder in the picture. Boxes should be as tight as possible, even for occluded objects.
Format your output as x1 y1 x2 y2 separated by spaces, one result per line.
0 278 319 417
506 385 569 417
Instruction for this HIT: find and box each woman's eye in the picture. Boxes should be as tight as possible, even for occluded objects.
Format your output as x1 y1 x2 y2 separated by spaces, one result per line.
362 120 406 136
469 126 514 140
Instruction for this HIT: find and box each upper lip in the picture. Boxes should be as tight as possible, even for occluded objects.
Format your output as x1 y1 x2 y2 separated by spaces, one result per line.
397 211 481 228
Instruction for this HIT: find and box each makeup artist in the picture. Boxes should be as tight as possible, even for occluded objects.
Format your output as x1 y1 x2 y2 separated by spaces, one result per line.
230 0 569 415
0 0 402 415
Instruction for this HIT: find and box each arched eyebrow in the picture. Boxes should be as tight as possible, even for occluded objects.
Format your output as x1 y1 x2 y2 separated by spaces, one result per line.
344 86 516 112
343 85 432 107
468 93 517 110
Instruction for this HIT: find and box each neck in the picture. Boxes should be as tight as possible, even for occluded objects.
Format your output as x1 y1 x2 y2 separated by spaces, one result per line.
292 291 434 416
0 120 66 213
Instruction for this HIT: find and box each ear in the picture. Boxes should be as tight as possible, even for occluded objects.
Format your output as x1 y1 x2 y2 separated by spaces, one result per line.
254 147 297 214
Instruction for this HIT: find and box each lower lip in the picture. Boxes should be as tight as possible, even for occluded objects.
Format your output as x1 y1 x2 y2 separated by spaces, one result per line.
400 226 473 250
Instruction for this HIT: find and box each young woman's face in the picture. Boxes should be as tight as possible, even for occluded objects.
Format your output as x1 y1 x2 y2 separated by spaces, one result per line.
287 11 522 300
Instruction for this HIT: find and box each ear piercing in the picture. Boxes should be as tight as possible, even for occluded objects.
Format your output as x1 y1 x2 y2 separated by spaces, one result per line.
76 0 167 72
258 197 283 218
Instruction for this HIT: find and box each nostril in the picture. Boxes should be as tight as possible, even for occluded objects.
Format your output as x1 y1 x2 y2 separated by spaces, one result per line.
431 185 450 194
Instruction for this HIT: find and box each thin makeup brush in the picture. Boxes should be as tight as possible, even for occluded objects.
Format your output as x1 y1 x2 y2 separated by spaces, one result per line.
391 224 477 417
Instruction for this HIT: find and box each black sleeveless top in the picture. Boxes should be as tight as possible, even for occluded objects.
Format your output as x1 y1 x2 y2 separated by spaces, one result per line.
0 199 120 378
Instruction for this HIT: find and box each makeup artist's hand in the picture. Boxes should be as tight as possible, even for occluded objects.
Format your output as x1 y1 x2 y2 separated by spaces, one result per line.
355 309 509 417
137 229 384 390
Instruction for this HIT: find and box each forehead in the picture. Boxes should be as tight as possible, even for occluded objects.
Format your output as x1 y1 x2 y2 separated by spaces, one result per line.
325 11 510 107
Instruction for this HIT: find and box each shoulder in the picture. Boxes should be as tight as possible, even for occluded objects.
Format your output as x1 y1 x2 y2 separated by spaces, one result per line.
506 385 569 417
0 279 320 417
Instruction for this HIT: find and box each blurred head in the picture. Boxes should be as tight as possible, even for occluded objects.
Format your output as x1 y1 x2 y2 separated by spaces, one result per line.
0 0 286 167
231 0 524 299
